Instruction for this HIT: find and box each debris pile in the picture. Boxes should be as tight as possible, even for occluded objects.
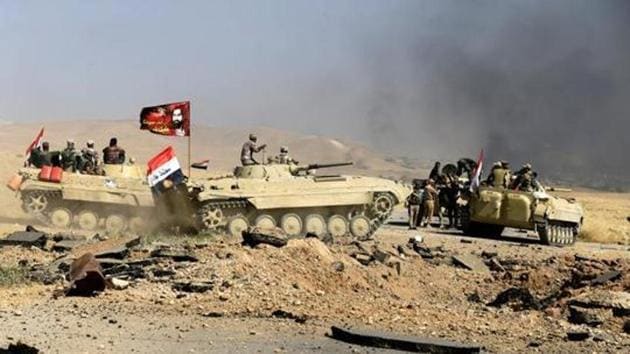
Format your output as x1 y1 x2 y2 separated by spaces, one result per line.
1 225 628 352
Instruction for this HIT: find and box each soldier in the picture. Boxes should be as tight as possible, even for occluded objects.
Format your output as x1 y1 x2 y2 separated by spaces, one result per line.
39 142 53 167
420 179 438 228
501 161 512 185
27 145 44 168
429 161 441 181
486 161 510 188
61 139 78 172
513 163 534 191
405 183 423 230
274 146 298 165
438 174 460 229
240 133 267 166
457 158 477 179
79 140 100 175
102 137 126 164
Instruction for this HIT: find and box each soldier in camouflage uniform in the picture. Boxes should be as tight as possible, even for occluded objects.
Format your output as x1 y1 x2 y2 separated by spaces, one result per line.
486 161 510 188
61 139 78 172
271 146 297 164
420 179 438 228
240 134 267 166
79 140 101 175
513 163 534 191
405 182 423 230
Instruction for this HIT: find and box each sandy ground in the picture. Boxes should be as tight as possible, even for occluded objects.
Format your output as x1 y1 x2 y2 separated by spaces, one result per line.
0 122 628 353
1 224 629 353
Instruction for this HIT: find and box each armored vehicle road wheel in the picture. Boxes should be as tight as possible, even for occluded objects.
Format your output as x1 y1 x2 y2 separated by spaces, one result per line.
350 215 371 240
227 216 249 237
255 214 276 229
50 207 73 228
304 214 326 236
201 207 223 230
77 210 99 231
105 214 127 234
372 194 394 220
24 194 48 214
280 213 303 237
327 215 348 237
538 222 576 247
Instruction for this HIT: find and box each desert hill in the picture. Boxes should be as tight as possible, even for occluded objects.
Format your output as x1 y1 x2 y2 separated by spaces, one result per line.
0 120 425 179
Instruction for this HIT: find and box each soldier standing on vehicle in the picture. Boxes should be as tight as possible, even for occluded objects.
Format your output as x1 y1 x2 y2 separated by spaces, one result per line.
429 161 441 181
240 134 267 166
486 161 510 188
103 137 126 164
421 179 438 228
405 183 423 230
513 163 534 191
456 158 477 179
501 161 512 186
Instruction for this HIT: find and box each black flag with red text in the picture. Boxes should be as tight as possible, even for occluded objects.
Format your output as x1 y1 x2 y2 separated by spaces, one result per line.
140 101 190 137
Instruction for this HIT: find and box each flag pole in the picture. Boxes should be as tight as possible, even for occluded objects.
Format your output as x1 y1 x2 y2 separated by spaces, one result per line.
187 102 192 177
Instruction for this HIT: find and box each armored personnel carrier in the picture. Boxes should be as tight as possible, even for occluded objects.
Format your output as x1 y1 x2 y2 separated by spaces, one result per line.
460 185 583 246
175 161 411 239
8 164 154 234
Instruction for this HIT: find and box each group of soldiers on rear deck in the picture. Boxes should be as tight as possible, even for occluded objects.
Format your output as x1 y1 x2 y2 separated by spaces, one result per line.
485 161 540 192
27 137 127 175
406 158 541 230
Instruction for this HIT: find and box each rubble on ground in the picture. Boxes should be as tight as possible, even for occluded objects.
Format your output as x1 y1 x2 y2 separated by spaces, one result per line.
1 225 629 352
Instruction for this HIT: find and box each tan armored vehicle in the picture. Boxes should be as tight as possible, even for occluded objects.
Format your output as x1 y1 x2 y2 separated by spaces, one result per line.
460 185 583 246
178 162 411 239
8 164 154 234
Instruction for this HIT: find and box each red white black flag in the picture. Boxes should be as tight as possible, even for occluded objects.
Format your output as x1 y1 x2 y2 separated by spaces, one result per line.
140 101 190 137
147 146 185 188
469 149 484 192
25 127 44 160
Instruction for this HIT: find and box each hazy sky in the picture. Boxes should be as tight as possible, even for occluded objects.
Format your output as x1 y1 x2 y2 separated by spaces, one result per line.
1 1 629 187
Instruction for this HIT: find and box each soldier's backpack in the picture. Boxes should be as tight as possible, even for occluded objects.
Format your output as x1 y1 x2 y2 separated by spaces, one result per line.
408 190 422 205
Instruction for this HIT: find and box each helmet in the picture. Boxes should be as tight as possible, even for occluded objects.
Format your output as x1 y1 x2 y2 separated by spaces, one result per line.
87 140 95 147
249 134 257 142
280 146 288 153
523 163 532 170
67 139 75 144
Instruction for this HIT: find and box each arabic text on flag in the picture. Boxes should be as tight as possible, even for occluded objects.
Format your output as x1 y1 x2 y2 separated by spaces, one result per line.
140 101 190 137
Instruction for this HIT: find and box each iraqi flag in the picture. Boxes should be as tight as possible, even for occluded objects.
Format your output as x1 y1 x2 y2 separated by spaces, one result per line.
140 101 190 137
147 146 186 191
469 149 484 192
25 127 44 161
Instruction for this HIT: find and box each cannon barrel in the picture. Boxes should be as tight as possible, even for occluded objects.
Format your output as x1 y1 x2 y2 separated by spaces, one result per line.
299 162 354 171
